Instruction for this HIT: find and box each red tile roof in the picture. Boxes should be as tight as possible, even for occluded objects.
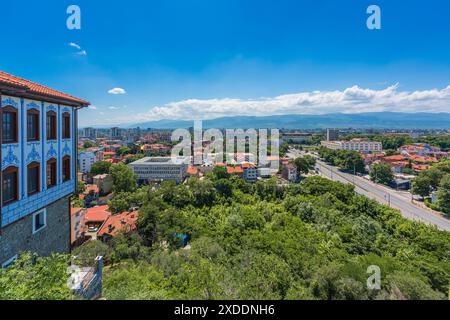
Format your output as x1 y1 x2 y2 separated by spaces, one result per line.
187 166 199 175
0 71 89 106
227 166 244 174
382 155 406 162
241 162 256 169
85 205 111 223
97 211 139 238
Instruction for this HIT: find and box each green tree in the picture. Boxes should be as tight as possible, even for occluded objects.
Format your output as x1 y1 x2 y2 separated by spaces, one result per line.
83 141 96 149
212 166 230 180
294 155 316 175
436 174 450 214
411 175 432 198
90 161 112 176
109 163 137 193
72 241 111 266
0 253 73 300
370 163 394 185
75 181 86 197
116 146 132 156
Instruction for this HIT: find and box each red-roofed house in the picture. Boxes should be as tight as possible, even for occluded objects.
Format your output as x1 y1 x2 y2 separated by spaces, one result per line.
84 205 111 232
97 211 139 242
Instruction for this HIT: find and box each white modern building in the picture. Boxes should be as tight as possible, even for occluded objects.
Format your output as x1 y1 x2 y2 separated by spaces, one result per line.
128 157 189 184
281 132 312 144
321 139 382 152
78 151 96 174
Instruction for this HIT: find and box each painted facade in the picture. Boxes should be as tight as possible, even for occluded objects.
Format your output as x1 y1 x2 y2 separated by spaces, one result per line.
1 95 77 227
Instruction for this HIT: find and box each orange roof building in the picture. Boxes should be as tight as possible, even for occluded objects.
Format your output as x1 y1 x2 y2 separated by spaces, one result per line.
0 71 89 106
84 205 111 223
97 211 139 240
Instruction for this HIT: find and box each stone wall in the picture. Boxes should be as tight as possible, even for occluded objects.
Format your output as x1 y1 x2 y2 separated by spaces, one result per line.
0 196 71 265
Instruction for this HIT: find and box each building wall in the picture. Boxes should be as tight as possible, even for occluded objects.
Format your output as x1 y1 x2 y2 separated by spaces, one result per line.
0 196 71 265
1 95 76 228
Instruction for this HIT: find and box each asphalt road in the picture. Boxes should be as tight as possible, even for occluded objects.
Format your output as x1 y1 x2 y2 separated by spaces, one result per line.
287 149 450 231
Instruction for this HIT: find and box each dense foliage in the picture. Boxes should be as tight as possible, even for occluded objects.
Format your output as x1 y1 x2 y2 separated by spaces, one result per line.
100 175 448 300
318 147 365 173
0 253 73 300
2 173 448 300
370 163 394 186
412 160 450 214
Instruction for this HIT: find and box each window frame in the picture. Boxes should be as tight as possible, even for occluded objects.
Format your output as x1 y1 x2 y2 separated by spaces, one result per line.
46 158 57 188
27 108 40 142
27 162 40 196
46 110 57 140
2 166 19 205
62 112 71 139
62 155 71 182
32 209 47 234
2 106 18 144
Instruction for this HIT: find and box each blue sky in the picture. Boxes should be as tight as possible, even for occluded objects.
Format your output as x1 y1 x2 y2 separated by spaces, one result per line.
1 0 449 126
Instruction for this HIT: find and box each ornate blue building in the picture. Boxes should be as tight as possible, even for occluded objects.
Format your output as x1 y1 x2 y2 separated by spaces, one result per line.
0 71 89 267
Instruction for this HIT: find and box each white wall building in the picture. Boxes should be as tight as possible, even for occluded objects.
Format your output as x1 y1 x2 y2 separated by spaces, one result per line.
79 152 96 174
128 157 189 183
321 139 382 152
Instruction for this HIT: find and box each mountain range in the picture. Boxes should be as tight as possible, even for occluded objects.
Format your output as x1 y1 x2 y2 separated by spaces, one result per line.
117 112 450 130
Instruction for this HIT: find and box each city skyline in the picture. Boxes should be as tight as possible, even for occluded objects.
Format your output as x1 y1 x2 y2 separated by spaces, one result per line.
1 1 449 126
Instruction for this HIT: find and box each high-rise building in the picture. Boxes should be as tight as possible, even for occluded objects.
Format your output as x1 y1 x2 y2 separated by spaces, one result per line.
0 71 89 267
326 129 339 141
111 127 122 139
83 127 97 139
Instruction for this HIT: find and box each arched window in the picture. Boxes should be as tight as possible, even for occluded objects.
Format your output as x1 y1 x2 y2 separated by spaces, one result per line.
62 112 71 139
2 166 18 205
46 110 57 140
27 162 40 195
62 156 71 182
46 158 57 188
27 108 40 141
2 106 18 143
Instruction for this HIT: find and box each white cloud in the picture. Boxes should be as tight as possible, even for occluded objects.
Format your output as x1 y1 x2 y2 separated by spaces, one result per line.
108 106 119 110
69 42 81 50
108 88 127 95
117 84 450 123
69 42 87 56
88 105 97 110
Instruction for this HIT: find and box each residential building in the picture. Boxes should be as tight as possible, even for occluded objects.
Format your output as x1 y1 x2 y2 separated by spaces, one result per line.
83 127 97 139
321 139 382 152
326 129 339 141
281 132 312 144
0 71 89 266
79 151 96 173
227 166 244 176
282 163 298 182
71 207 87 246
242 162 258 183
93 174 113 195
84 205 111 234
110 127 122 139
97 210 139 242
128 156 189 184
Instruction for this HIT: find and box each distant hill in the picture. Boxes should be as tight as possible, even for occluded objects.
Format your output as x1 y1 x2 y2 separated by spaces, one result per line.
121 112 450 130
